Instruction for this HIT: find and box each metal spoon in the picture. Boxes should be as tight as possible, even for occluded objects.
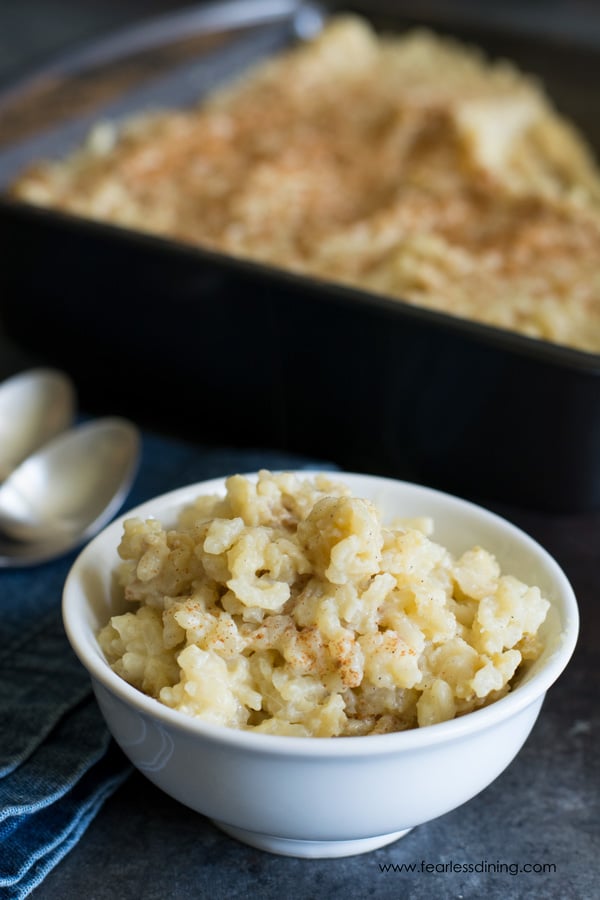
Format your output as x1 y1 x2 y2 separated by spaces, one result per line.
0 417 140 567
0 368 76 482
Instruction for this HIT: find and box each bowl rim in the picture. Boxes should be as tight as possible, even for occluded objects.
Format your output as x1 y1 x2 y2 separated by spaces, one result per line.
62 470 579 758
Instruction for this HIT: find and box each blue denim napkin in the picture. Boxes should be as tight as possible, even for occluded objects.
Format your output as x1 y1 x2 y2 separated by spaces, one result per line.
0 430 336 898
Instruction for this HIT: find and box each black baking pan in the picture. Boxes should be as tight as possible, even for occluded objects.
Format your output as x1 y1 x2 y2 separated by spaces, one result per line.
0 0 598 512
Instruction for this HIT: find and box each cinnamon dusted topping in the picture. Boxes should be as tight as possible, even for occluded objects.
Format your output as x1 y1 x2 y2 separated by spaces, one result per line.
12 17 600 352
97 471 549 737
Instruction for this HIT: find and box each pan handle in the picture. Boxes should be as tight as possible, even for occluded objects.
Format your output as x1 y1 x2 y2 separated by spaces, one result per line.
0 0 325 109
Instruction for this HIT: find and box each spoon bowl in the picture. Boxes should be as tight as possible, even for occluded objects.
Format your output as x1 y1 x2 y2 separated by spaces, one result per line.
0 368 76 481
0 417 140 564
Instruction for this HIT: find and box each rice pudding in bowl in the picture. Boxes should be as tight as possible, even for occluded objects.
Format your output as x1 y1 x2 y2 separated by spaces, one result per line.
62 472 578 857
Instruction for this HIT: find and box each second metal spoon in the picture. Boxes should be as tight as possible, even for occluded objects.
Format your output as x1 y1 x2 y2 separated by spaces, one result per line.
0 417 140 567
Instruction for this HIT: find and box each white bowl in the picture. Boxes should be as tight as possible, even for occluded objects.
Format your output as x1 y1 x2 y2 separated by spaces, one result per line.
62 472 579 858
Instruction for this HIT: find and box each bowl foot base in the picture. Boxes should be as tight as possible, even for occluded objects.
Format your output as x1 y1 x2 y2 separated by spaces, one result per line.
212 820 413 858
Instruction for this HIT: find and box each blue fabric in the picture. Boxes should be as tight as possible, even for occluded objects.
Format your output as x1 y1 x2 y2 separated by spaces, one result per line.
0 430 336 898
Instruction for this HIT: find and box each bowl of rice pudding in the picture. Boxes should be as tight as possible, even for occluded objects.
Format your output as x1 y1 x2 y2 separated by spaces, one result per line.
62 470 578 857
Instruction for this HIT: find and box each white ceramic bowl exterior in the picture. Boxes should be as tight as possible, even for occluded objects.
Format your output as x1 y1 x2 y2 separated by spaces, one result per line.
63 473 579 858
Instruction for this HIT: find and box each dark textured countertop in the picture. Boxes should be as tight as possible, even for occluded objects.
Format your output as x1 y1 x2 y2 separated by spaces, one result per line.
0 3 598 898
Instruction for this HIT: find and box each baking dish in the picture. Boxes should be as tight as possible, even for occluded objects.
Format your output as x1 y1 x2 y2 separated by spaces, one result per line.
0 0 598 512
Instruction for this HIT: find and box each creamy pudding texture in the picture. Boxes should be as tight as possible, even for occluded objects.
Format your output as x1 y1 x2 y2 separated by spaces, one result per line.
98 471 549 736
